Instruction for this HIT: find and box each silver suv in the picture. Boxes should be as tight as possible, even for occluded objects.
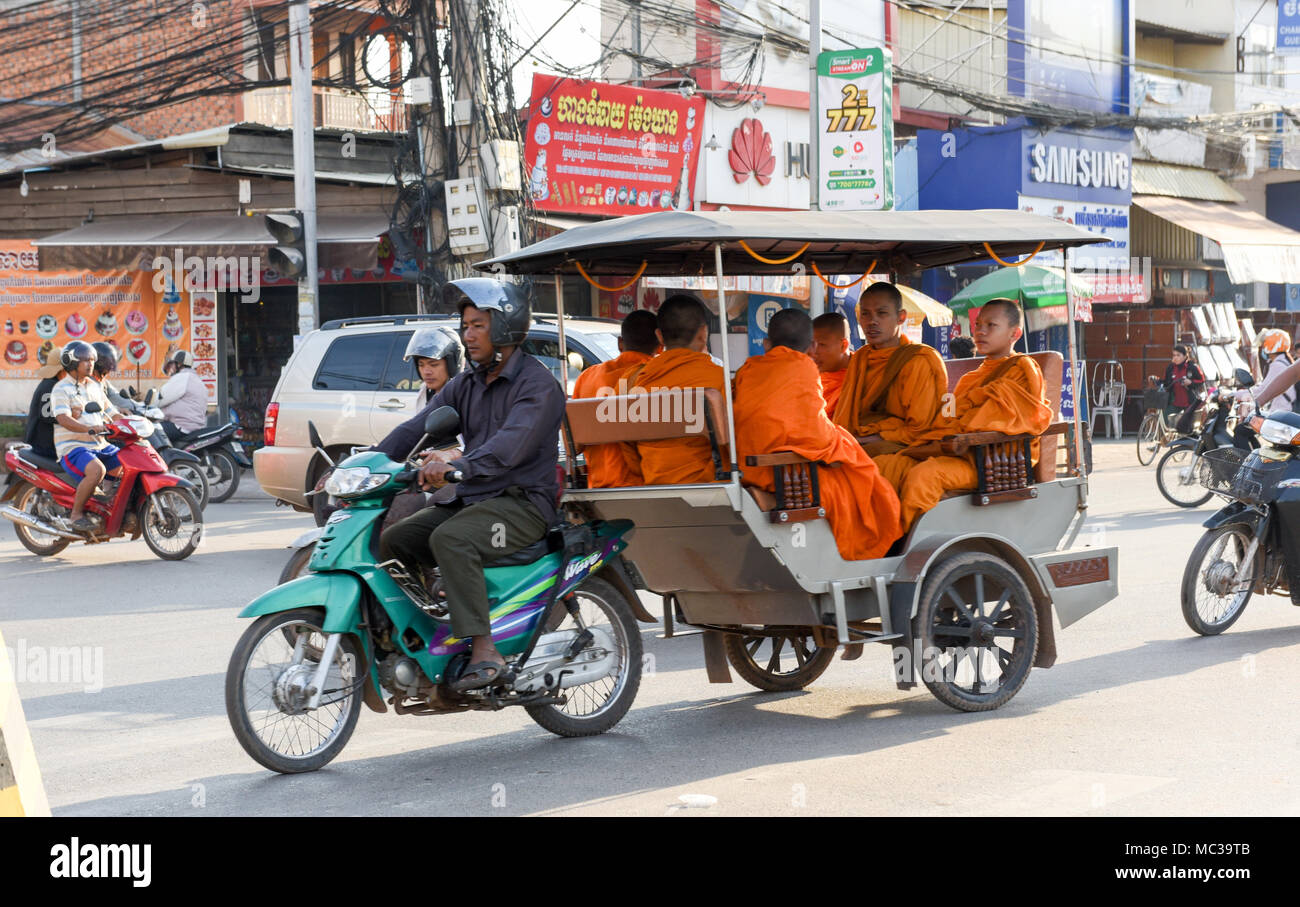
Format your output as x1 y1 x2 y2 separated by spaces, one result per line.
253 313 620 516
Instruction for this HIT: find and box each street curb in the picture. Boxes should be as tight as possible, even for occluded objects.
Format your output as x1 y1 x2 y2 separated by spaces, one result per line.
0 629 50 817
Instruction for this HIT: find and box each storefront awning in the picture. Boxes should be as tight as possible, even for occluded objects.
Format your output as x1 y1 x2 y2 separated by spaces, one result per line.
1131 161 1244 203
34 214 391 271
1132 195 1300 284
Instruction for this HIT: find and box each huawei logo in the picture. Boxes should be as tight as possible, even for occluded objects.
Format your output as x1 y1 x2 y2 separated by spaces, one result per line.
728 118 775 186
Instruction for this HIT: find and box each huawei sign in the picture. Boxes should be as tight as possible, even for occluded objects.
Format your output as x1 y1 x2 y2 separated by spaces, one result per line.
728 118 775 186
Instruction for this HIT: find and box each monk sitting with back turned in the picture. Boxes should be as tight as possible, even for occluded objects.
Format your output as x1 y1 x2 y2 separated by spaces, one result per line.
832 281 947 457
572 310 659 487
874 298 1053 530
735 308 902 560
811 312 852 418
628 294 727 484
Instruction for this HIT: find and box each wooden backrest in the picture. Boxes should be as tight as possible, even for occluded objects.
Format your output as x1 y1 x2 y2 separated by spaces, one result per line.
565 388 729 450
943 352 1065 482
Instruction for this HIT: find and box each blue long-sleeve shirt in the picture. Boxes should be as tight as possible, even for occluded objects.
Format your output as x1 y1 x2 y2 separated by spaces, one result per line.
374 350 564 523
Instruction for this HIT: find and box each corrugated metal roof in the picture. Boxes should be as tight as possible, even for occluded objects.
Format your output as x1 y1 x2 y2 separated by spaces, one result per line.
1131 161 1245 203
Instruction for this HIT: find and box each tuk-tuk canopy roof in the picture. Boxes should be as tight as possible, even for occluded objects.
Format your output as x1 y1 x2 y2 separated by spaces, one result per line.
477 209 1105 276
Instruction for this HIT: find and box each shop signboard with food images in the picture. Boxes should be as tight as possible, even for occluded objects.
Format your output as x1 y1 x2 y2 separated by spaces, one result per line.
0 240 192 410
189 291 219 403
523 74 706 216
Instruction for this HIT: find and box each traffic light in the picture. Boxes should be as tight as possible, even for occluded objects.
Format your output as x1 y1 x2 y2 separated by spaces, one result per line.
264 210 306 279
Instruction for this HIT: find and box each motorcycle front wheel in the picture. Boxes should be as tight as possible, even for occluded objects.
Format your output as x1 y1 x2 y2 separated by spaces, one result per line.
205 448 240 503
140 487 203 560
1181 524 1255 636
225 608 362 774
1155 447 1213 508
524 576 643 738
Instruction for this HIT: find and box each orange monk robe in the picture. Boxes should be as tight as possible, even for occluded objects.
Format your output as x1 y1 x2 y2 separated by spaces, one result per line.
819 367 847 419
572 350 654 487
875 354 1054 527
630 347 727 484
735 346 902 560
831 334 947 445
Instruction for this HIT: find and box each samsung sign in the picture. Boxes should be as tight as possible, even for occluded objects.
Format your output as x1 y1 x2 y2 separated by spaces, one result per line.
1029 142 1130 190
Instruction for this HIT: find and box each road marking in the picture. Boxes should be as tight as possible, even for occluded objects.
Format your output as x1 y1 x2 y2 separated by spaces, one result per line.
0 629 50 816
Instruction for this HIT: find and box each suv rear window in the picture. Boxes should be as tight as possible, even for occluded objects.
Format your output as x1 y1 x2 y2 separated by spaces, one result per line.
313 334 396 390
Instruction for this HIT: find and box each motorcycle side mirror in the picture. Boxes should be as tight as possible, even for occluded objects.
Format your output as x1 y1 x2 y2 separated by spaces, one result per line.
144 388 156 405
307 420 325 452
84 401 102 414
423 406 460 444
1234 368 1254 388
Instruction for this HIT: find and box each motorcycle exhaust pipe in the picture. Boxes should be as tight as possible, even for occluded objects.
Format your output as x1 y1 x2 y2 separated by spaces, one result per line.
0 504 83 540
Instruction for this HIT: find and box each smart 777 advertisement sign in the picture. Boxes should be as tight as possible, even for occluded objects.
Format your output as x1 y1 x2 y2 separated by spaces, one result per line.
816 48 894 211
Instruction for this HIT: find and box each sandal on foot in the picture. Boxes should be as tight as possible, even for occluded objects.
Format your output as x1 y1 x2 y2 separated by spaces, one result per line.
450 660 508 693
71 515 97 533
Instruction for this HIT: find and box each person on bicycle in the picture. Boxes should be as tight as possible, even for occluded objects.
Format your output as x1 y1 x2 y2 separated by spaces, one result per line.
1161 345 1205 437
403 326 463 409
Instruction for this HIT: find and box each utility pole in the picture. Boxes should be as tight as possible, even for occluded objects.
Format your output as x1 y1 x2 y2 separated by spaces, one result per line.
289 0 320 333
808 0 825 317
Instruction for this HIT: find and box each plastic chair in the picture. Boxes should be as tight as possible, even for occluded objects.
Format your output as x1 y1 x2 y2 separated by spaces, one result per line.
1090 360 1126 439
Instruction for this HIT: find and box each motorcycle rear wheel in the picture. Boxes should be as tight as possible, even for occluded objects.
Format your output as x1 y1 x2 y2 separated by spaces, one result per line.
170 461 210 509
524 576 642 738
11 483 70 556
205 448 240 503
1181 524 1254 636
226 608 362 774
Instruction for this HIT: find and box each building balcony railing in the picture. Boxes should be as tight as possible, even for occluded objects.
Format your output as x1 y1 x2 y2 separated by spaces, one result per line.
243 85 406 134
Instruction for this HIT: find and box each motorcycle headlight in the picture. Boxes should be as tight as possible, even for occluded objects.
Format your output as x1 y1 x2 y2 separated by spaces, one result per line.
1259 419 1300 447
323 467 389 497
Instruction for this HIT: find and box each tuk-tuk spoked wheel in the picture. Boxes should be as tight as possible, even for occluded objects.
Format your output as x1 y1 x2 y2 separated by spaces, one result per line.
916 553 1038 712
722 630 835 692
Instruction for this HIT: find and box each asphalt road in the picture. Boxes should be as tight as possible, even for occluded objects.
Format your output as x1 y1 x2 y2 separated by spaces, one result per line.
3 440 1299 817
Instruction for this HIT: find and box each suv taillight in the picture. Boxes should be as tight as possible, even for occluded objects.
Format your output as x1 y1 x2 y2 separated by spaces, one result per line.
264 402 279 446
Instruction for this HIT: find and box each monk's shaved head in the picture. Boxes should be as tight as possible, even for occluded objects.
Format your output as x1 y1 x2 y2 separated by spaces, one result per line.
980 297 1023 328
766 308 814 352
657 294 711 347
813 312 850 338
620 309 659 354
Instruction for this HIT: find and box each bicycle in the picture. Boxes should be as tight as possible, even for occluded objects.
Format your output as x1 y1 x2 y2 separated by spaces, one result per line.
1136 379 1175 465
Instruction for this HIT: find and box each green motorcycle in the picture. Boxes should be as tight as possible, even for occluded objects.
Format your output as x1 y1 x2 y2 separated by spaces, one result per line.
225 407 644 774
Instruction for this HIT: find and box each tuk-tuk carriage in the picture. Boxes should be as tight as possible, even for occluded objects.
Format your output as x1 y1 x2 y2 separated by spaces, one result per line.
479 209 1119 713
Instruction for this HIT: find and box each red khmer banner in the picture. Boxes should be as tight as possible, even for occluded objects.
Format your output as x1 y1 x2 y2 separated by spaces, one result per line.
523 74 706 216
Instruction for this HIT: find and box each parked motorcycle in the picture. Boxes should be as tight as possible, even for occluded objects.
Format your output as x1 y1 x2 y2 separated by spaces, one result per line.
1 403 203 560
1181 397 1300 636
174 418 251 503
1156 374 1248 508
224 407 644 774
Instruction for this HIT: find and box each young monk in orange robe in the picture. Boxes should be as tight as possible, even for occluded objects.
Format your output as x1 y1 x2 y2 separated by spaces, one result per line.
875 298 1053 529
735 309 902 560
831 282 947 456
811 311 852 418
629 294 727 484
571 310 660 487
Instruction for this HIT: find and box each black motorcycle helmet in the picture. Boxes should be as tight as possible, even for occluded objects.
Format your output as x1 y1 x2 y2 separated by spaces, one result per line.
444 278 531 351
60 340 96 373
91 341 118 377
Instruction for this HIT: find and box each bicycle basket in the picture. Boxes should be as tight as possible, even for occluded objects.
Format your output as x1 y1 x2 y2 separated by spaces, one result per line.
1197 449 1284 504
1143 387 1169 410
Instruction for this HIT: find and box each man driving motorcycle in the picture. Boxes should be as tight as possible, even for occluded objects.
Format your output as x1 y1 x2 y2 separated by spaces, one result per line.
156 349 208 440
50 341 122 532
374 279 564 693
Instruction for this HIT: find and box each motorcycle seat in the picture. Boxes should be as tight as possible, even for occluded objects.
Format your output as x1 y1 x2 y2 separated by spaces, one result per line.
487 527 565 568
14 449 79 485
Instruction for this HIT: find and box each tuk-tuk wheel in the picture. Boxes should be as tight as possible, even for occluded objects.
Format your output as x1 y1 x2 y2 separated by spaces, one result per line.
916 552 1038 712
722 631 835 692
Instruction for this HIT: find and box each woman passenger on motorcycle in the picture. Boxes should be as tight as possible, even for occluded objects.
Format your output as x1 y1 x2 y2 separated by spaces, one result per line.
403 326 463 409
1162 345 1206 437
1233 330 1295 450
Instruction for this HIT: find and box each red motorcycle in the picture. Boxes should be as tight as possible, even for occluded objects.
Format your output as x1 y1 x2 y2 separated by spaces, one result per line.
1 403 203 560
